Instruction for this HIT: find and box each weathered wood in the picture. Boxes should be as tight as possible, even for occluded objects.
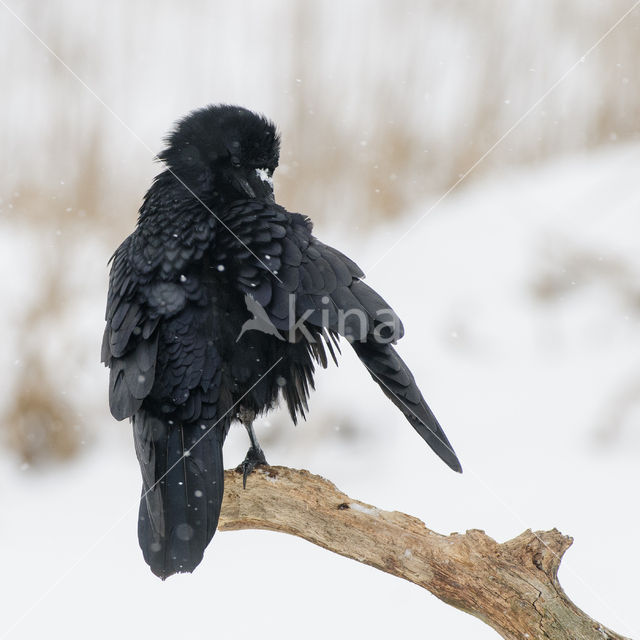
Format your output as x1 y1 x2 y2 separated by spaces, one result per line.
218 466 629 640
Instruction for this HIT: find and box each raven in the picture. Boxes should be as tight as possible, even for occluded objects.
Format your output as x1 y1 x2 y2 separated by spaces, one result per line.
102 104 461 579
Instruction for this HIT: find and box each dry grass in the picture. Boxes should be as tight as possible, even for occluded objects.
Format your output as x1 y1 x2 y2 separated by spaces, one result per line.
530 240 640 310
5 357 79 465
2 249 86 464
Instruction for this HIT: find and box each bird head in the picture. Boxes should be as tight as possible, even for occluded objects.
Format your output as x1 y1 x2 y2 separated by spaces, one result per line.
158 104 280 202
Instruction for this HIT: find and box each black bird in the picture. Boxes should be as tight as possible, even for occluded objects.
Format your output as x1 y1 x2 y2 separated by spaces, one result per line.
102 104 461 579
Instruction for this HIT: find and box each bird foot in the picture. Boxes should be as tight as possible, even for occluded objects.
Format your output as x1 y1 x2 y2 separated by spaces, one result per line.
236 446 268 489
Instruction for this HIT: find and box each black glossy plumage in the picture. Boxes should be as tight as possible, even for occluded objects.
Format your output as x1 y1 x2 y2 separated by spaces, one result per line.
102 104 461 579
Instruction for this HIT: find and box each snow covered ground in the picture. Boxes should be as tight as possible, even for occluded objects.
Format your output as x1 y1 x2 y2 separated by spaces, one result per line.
2 142 639 639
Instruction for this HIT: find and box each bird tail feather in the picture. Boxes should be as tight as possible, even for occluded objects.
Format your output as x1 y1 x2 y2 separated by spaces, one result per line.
133 411 225 578
351 340 462 473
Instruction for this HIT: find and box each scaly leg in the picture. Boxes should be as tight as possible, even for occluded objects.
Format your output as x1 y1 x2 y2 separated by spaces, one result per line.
236 408 268 488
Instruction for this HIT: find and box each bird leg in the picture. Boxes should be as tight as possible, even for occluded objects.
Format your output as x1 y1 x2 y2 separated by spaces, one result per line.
236 408 268 489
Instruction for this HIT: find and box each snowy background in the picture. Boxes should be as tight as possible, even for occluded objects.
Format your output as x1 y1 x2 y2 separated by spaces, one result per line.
1 2 639 639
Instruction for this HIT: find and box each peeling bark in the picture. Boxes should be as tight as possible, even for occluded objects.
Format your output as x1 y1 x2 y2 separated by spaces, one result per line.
218 466 629 640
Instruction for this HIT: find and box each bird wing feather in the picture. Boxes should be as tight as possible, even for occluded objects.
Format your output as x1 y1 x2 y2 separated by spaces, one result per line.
220 200 460 471
221 200 403 341
102 237 160 420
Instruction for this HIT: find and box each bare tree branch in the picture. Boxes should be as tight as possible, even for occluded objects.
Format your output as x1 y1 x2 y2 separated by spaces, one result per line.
218 466 629 640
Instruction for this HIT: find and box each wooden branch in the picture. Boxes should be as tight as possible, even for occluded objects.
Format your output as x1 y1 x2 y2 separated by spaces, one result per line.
218 466 629 640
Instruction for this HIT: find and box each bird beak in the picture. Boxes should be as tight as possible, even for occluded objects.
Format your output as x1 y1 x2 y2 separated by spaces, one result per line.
233 175 256 198
232 169 275 203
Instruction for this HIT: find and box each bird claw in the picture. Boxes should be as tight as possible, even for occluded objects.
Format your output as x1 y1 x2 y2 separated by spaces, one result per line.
237 446 268 489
